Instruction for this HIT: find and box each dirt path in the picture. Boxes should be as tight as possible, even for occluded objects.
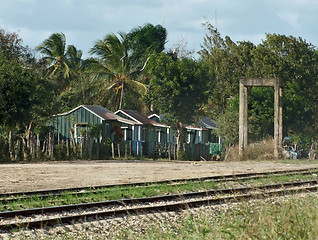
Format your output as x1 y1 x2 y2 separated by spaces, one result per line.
1 160 318 193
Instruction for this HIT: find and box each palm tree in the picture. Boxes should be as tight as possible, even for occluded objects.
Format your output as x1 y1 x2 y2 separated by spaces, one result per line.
35 32 81 91
87 32 147 111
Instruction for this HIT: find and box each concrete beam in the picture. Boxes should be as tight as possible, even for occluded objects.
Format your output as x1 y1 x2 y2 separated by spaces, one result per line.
239 78 283 159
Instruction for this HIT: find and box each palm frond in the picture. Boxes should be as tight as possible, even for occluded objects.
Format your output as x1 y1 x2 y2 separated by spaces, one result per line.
128 79 147 94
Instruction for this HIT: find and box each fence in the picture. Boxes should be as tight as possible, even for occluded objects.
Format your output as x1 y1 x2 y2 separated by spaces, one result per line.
143 141 222 160
0 131 222 162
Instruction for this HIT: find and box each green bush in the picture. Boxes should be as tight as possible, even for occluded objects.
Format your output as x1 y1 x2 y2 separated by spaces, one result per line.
177 150 190 160
54 144 68 161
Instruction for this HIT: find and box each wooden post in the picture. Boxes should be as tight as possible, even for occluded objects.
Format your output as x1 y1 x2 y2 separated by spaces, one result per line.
129 141 132 156
51 132 54 157
140 142 142 158
137 142 139 156
29 135 33 157
15 139 21 161
111 142 115 159
117 144 121 158
168 144 171 160
32 135 36 159
83 133 87 159
48 132 52 157
96 140 100 159
36 134 40 153
66 139 70 157
125 143 127 159
80 134 83 159
42 140 46 153
89 138 93 159
9 131 15 161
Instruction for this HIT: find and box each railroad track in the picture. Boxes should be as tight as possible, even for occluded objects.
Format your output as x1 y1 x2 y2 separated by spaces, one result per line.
1 167 317 204
0 178 318 231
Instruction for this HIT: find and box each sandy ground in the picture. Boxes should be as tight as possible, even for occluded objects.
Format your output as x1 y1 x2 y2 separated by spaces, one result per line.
1 160 318 194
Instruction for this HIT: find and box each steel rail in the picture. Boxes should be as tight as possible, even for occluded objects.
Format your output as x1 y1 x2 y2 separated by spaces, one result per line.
0 179 317 231
1 167 317 203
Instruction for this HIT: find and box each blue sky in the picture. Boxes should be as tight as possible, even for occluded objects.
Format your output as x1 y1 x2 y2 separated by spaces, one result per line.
1 0 318 58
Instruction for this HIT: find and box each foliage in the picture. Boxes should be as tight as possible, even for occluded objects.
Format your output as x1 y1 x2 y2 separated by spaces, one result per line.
0 30 55 133
86 23 167 112
88 123 103 138
147 52 210 156
200 22 255 117
200 22 318 143
87 32 145 111
250 34 318 139
35 33 82 87
35 33 85 112
215 107 239 145
0 53 35 128
0 29 34 62
127 23 167 70
4 22 318 160
111 124 124 143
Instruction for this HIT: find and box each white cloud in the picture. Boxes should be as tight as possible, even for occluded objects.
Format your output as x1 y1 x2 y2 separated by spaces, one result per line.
276 11 301 29
231 33 266 45
1 0 318 58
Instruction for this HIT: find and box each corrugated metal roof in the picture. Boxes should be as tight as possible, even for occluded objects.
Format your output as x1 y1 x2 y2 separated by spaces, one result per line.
200 116 217 129
116 110 166 127
55 105 137 125
148 113 216 130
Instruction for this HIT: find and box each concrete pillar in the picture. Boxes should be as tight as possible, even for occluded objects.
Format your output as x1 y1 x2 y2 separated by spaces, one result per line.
239 81 248 156
274 84 283 158
239 78 282 159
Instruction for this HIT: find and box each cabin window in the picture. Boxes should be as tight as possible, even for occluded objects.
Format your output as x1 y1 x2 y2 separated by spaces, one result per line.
156 129 161 143
104 124 109 139
142 127 147 142
121 127 132 141
74 123 89 143
187 130 192 143
198 130 202 143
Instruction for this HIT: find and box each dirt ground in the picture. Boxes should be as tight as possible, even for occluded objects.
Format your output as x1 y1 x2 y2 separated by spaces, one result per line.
1 160 318 194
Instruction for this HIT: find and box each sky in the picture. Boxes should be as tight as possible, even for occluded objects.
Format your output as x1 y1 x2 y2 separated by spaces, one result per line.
1 0 318 59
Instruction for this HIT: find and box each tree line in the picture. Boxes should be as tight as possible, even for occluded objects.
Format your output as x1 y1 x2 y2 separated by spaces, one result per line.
1 22 318 160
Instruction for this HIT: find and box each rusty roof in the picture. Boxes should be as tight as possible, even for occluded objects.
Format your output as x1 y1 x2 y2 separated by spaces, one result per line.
116 110 166 127
82 105 117 120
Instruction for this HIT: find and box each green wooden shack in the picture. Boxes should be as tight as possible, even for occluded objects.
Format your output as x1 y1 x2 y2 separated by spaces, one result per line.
51 105 137 143
115 110 169 155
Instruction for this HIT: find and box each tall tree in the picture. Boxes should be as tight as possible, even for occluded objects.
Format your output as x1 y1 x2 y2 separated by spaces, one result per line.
35 33 81 91
147 53 210 158
87 32 146 111
127 23 167 71
200 23 318 144
199 22 255 117
36 33 86 112
250 34 318 139
0 30 55 134
86 24 167 112
0 29 32 62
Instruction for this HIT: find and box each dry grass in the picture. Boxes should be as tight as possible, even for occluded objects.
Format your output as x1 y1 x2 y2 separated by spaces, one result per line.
117 194 318 240
225 139 275 161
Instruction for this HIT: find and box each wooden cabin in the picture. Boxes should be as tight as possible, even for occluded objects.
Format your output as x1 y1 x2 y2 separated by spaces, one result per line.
115 110 169 155
51 105 136 143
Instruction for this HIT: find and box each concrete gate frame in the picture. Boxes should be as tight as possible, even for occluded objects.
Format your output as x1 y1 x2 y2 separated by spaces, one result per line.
239 78 283 158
